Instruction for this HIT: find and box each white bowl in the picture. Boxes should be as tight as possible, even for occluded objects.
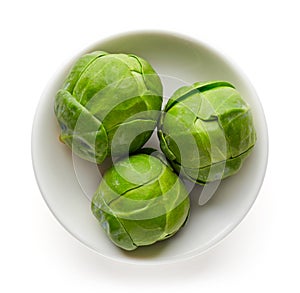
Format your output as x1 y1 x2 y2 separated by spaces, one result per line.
32 31 268 265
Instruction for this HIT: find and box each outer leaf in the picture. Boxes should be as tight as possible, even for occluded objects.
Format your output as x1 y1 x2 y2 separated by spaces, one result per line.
172 146 253 183
55 89 108 163
91 192 136 251
108 119 157 156
165 80 234 112
63 51 108 94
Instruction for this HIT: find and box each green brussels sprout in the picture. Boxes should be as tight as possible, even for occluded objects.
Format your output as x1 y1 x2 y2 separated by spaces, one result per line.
54 51 162 163
158 81 256 184
91 152 190 251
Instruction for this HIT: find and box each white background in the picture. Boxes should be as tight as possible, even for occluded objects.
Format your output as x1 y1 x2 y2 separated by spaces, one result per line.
1 0 299 292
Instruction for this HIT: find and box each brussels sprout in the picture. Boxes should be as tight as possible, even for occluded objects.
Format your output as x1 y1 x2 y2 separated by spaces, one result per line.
91 152 190 251
158 81 256 184
54 51 162 163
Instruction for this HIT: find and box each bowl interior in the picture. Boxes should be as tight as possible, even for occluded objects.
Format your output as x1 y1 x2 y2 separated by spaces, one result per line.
32 31 268 264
